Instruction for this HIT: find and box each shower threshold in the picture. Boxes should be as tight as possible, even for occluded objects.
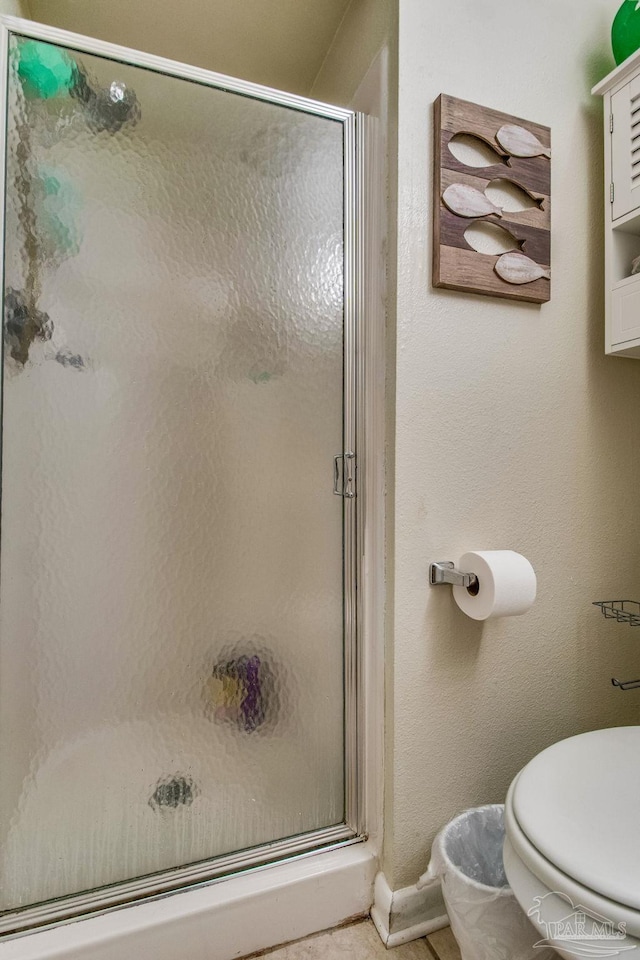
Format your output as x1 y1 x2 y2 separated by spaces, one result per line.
0 838 376 960
0 825 362 941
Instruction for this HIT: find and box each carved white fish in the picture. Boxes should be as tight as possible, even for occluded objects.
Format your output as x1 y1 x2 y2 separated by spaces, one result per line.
496 124 551 159
442 184 502 219
495 252 550 284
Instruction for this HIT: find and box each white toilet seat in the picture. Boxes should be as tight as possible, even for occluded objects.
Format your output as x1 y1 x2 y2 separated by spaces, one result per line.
504 728 640 958
510 727 640 910
503 834 640 960
505 775 640 940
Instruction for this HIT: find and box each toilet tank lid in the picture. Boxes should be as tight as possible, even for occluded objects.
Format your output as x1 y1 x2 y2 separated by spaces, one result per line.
512 726 640 913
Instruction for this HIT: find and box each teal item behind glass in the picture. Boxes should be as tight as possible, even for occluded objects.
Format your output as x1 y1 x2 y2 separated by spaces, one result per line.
15 39 75 99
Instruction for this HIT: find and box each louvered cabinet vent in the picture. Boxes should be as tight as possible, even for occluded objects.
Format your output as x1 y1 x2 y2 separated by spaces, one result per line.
594 52 640 357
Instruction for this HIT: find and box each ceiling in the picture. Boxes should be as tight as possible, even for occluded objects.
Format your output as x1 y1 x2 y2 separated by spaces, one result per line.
26 0 353 95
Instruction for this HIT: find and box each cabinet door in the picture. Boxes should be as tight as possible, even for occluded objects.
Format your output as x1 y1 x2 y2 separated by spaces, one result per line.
612 279 640 345
612 74 640 220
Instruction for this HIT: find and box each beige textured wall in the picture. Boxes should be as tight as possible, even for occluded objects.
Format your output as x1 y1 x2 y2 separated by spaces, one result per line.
26 0 351 96
386 0 640 890
311 0 391 106
0 1 30 16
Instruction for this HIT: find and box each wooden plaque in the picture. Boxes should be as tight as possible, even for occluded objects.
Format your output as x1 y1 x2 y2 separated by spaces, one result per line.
433 94 551 303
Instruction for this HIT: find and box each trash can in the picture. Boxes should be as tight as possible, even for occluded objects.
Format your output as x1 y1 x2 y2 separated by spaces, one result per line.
418 804 554 960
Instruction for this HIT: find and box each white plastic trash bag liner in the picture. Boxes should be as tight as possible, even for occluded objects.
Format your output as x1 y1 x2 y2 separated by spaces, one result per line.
418 804 554 960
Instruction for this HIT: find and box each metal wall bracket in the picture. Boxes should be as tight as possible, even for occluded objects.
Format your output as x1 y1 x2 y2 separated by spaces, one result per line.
429 560 478 592
612 677 640 691
333 452 356 499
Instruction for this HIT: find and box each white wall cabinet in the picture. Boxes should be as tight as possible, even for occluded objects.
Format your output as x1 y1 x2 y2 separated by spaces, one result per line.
594 51 640 357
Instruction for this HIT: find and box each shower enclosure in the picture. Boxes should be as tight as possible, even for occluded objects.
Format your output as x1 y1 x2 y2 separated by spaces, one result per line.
0 18 366 938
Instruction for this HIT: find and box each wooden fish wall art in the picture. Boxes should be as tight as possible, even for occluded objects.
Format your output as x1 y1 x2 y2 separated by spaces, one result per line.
433 94 551 303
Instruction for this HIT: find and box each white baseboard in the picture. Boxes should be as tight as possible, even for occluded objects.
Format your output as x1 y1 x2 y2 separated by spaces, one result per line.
4 843 377 960
370 871 448 948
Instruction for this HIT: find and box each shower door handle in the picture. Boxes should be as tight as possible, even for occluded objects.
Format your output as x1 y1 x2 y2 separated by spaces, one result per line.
333 452 356 498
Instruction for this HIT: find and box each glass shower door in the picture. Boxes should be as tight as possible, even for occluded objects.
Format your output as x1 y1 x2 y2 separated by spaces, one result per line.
0 21 359 931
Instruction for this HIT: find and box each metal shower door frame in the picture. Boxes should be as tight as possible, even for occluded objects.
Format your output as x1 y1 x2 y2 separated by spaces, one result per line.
0 16 368 938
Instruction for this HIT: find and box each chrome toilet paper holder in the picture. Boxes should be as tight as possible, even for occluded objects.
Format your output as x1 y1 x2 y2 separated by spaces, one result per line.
429 561 479 594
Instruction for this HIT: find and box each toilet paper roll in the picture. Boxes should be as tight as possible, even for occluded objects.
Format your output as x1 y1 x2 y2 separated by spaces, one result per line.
452 550 536 621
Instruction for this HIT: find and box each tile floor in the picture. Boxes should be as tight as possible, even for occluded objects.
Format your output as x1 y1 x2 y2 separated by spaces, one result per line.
245 920 461 959
425 928 462 960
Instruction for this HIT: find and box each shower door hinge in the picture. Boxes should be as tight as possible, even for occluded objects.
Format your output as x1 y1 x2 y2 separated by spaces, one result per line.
333 452 356 498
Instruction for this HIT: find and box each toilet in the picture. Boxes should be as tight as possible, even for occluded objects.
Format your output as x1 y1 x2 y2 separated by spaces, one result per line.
504 726 640 959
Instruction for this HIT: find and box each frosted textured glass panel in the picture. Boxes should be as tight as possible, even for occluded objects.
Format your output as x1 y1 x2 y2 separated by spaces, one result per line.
0 37 345 909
